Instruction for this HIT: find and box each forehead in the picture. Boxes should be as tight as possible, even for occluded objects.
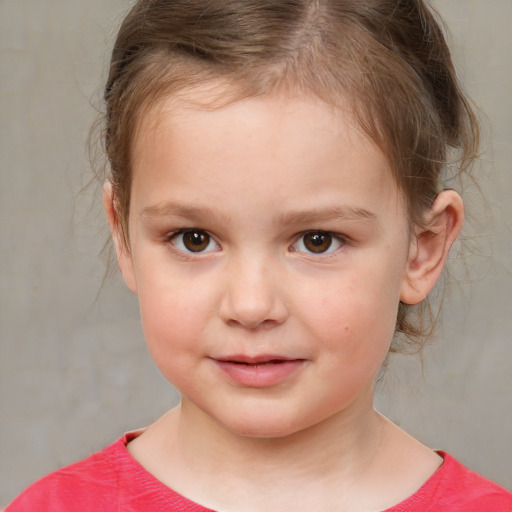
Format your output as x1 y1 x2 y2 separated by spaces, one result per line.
129 88 403 226
133 84 384 169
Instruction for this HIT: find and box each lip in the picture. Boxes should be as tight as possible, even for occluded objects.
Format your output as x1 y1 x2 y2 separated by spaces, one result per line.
212 355 306 387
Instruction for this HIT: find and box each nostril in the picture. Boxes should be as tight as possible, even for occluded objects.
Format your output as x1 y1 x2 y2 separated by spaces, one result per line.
226 317 279 330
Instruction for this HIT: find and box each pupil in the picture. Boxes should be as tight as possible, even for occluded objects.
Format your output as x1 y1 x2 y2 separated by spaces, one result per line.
190 233 203 245
305 232 332 253
311 234 324 246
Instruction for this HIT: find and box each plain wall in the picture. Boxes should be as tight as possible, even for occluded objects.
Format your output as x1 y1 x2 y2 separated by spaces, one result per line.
1 0 511 505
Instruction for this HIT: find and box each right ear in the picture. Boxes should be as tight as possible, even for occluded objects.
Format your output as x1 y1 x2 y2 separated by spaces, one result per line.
103 181 138 294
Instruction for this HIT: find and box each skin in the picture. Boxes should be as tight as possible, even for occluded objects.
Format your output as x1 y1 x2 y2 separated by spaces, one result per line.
104 89 464 511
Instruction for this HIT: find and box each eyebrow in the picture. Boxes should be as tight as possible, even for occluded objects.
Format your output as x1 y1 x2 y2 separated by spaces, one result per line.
140 202 230 223
277 206 377 226
140 201 376 225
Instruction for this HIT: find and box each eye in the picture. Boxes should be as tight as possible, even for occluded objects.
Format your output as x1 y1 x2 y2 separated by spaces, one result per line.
170 229 219 253
292 231 343 254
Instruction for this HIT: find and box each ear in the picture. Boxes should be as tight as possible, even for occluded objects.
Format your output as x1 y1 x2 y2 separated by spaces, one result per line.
400 190 464 305
103 181 138 294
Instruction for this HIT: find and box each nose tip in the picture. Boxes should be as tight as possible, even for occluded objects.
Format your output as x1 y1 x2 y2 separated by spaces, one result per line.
223 288 287 330
226 302 284 330
220 260 288 329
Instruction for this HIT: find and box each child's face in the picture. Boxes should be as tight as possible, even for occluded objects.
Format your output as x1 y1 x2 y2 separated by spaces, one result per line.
118 90 414 437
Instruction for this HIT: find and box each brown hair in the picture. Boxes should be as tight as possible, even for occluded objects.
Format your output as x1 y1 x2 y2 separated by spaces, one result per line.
101 0 479 348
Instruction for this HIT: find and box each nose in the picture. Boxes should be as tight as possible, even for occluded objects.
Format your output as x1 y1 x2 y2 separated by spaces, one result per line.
219 254 288 329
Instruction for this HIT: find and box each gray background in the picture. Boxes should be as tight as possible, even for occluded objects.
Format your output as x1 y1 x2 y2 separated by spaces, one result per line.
1 0 511 505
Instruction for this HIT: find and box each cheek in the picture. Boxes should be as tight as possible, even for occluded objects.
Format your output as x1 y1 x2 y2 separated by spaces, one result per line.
136 285 212 392
135 271 213 358
294 267 400 354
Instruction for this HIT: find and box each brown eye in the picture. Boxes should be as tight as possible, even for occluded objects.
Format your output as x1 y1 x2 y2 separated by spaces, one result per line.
291 231 344 255
171 230 218 253
302 232 333 253
183 230 210 252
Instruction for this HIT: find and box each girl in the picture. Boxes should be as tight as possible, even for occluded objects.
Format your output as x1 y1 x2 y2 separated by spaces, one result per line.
5 0 512 510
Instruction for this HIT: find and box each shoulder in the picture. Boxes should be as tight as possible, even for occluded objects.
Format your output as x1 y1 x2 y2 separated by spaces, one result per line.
4 436 126 512
438 452 512 510
4 432 214 512
390 451 512 512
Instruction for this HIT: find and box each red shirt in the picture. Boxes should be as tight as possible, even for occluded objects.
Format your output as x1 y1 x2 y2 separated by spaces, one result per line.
5 432 512 511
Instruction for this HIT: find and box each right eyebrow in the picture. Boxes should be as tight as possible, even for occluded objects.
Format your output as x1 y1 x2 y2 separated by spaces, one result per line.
140 201 230 224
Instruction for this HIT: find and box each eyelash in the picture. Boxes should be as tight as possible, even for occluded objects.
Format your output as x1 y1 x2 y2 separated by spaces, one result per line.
164 229 348 256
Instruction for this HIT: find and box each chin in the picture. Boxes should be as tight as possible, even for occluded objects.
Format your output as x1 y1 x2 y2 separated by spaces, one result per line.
214 408 316 440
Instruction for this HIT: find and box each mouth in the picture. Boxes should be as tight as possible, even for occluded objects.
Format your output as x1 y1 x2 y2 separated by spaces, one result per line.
230 360 290 366
212 355 306 387
218 355 297 364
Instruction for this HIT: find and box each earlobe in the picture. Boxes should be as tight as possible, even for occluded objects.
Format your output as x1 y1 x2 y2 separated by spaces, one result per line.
400 190 464 305
102 181 138 294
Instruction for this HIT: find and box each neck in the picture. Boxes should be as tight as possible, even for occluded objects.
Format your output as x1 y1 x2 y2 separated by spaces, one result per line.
129 395 441 512
135 390 389 510
176 394 383 482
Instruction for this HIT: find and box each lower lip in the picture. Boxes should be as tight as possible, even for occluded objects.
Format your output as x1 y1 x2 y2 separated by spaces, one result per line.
214 359 306 387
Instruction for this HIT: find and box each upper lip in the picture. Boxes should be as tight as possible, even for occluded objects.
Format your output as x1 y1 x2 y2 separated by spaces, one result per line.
213 354 301 364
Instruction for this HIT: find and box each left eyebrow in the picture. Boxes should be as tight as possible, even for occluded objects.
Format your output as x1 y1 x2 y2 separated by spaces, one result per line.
277 206 377 226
